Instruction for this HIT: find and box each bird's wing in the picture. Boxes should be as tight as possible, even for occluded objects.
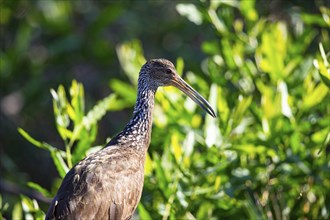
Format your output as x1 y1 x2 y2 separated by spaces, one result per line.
45 167 78 220
45 147 144 220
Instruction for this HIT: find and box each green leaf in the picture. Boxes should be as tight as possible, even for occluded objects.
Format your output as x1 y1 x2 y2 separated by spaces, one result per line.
20 195 45 220
318 67 330 88
205 84 221 147
137 203 152 220
144 152 153 176
12 202 22 220
83 94 118 129
109 79 136 104
208 8 227 34
317 131 330 155
301 12 329 27
244 193 267 220
197 202 214 220
69 80 85 125
182 131 195 168
69 94 117 146
171 133 183 163
231 95 252 128
257 22 287 81
18 128 57 151
318 43 329 67
233 144 276 158
240 0 258 21
221 39 236 69
217 86 229 125
278 81 293 119
176 3 202 25
27 182 52 198
18 128 43 148
57 126 73 140
176 57 184 76
50 150 69 178
314 43 330 88
303 83 328 109
201 41 220 55
0 195 9 214
51 85 70 140
71 125 97 163
256 80 281 121
153 153 168 194
116 40 146 85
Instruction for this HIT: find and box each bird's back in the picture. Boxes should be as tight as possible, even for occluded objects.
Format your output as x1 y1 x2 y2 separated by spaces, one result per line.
46 146 145 220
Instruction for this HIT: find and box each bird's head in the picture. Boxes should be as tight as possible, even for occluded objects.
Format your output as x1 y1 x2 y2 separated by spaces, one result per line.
141 58 216 118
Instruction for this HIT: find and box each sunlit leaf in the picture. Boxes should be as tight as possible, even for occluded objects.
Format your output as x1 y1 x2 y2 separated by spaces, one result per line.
221 39 236 69
217 86 229 125
18 128 43 148
197 202 214 219
182 131 195 168
171 133 182 163
278 80 293 119
205 84 221 147
50 150 69 178
231 95 252 128
290 131 301 154
20 195 45 220
214 176 221 192
51 85 70 140
69 80 85 125
256 80 281 120
12 202 22 220
257 22 287 81
144 152 153 176
240 0 258 21
208 8 227 34
176 4 202 25
18 128 57 151
303 83 328 109
116 40 146 85
312 128 329 144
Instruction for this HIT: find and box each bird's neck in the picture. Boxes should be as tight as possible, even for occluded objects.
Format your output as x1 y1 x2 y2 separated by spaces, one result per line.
109 78 157 151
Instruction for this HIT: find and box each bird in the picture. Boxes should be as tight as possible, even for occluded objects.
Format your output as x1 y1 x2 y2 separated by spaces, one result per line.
45 58 216 220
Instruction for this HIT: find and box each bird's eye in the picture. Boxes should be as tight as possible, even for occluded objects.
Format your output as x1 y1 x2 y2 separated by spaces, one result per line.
166 68 172 74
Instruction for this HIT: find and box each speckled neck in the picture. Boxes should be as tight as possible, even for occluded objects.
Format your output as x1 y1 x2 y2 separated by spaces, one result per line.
107 73 157 151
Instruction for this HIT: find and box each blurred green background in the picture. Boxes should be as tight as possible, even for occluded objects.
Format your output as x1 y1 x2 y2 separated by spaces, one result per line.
1 0 329 219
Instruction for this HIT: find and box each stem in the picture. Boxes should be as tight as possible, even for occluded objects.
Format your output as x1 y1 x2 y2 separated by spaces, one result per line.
162 173 179 220
162 193 175 220
65 141 73 168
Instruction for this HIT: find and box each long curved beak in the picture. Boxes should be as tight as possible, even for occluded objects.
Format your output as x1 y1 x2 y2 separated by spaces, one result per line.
171 75 216 118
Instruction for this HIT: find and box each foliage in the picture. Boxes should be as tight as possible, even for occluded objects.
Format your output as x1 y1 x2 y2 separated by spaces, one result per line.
1 0 329 219
132 2 330 220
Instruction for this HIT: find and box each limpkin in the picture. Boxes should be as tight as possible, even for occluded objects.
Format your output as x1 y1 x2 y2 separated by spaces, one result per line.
46 58 216 220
